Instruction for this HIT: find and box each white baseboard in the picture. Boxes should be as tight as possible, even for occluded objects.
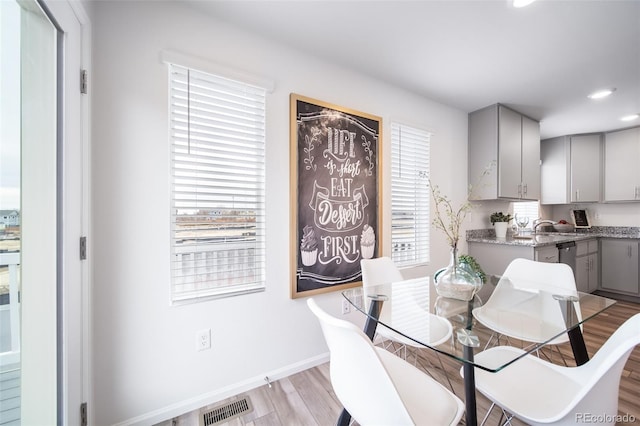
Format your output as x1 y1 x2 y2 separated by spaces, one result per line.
113 352 330 426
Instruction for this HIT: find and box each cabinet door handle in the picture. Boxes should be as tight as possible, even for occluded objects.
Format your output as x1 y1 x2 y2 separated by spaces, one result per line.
523 183 528 196
575 189 580 201
518 183 522 197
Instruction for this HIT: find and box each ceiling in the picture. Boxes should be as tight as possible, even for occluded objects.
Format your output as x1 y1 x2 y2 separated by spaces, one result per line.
184 0 640 139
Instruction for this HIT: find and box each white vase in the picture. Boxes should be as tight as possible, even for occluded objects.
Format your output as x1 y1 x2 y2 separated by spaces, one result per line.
494 222 509 239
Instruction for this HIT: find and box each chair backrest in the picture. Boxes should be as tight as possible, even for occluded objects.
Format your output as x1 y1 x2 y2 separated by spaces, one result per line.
501 258 577 294
307 298 415 425
361 256 403 287
550 313 640 425
480 258 580 345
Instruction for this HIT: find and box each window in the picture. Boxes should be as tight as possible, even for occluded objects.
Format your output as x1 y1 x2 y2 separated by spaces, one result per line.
512 201 539 230
391 123 430 266
169 64 266 302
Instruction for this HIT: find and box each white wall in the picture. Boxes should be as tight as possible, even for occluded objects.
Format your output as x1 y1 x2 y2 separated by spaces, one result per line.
89 1 469 424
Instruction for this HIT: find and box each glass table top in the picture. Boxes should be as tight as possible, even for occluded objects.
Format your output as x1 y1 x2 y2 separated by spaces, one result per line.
342 276 617 372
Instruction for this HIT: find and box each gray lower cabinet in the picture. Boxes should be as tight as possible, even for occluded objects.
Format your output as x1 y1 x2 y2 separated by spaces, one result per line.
468 243 558 277
576 239 598 293
599 239 640 296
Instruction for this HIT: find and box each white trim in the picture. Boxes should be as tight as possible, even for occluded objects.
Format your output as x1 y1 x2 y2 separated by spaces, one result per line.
160 49 275 93
73 0 93 421
111 353 330 426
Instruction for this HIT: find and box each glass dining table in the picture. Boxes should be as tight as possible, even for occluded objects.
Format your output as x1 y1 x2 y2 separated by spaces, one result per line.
341 276 617 426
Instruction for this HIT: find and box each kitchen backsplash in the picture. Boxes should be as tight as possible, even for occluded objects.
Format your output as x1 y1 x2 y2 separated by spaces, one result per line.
551 203 640 227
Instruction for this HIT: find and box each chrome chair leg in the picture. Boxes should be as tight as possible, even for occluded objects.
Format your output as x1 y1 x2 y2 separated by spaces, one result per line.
480 402 496 426
480 401 515 426
411 348 456 395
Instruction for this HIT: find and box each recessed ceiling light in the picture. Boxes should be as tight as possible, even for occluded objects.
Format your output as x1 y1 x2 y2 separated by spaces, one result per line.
620 114 639 122
587 88 616 99
513 0 536 7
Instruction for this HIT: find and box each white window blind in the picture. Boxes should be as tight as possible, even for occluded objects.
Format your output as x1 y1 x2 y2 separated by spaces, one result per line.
169 64 266 302
391 123 430 266
512 201 539 230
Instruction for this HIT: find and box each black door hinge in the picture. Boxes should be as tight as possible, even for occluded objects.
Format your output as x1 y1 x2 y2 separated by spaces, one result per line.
81 69 88 94
81 402 88 426
80 236 87 260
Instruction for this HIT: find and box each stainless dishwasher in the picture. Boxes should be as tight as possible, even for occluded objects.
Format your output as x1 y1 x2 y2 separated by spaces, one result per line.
557 241 577 276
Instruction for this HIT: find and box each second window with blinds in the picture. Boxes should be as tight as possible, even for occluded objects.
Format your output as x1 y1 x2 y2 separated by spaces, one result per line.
391 123 430 266
168 64 267 303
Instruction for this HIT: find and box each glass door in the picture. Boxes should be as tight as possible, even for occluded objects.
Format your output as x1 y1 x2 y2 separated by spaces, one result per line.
1 0 58 424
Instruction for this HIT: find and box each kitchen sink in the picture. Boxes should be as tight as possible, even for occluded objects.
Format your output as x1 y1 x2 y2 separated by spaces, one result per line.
513 235 533 240
510 233 580 244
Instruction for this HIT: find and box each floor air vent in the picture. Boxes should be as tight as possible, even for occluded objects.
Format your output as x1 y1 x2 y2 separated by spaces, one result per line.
200 397 253 426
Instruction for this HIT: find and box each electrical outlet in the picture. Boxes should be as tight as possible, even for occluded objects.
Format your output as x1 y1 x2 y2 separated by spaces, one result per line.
341 299 351 315
197 329 211 351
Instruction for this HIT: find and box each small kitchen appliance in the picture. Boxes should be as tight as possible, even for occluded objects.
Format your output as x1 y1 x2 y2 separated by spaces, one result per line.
571 209 591 228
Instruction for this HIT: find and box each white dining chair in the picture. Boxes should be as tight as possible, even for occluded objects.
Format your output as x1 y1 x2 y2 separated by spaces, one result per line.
360 257 455 390
307 298 465 426
360 256 406 352
463 312 640 426
473 258 580 364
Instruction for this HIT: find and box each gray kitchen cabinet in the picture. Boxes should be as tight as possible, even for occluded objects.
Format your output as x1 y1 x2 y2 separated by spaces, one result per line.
468 242 557 277
570 135 601 202
535 245 559 263
600 239 640 296
540 134 601 204
469 104 540 201
576 239 598 293
604 127 640 202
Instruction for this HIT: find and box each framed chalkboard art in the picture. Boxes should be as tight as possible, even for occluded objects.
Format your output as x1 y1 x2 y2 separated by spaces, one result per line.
290 94 382 298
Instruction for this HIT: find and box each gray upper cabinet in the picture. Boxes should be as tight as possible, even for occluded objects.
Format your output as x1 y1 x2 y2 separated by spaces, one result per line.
604 127 640 202
469 104 540 200
540 134 601 204
540 136 569 204
570 134 601 202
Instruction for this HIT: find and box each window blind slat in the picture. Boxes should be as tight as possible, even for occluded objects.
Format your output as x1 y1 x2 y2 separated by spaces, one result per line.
169 63 267 303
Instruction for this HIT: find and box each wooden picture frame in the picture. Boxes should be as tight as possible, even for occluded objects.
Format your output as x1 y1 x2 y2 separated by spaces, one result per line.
290 94 382 298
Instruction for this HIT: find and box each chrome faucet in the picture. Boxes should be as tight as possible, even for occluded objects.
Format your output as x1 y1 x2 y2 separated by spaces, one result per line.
532 219 556 233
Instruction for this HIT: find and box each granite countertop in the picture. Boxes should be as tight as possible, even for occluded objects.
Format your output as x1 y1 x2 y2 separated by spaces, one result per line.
466 226 640 248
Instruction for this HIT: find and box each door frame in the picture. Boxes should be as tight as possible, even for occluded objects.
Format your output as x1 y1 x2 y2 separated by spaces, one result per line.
39 1 91 424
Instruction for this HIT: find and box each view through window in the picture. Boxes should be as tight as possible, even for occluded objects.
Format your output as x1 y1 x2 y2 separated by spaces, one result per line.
512 201 539 231
169 64 266 302
390 122 430 266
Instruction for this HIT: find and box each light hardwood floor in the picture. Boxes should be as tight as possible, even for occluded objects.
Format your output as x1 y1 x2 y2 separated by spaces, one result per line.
160 300 640 426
